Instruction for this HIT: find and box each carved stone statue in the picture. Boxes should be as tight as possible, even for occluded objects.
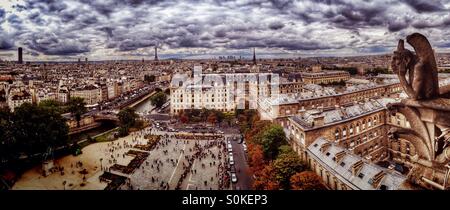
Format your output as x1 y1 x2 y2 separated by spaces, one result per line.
391 33 440 100
389 33 450 190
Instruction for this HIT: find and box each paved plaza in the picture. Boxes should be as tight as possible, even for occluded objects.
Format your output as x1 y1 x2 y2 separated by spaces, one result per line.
13 123 234 190
121 127 230 190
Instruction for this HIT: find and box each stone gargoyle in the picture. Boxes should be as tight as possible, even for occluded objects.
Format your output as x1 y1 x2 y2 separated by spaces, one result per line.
388 33 450 189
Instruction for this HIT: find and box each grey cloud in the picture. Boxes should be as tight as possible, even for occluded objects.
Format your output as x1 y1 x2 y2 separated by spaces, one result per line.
268 21 285 30
402 0 446 13
7 0 450 59
23 33 91 55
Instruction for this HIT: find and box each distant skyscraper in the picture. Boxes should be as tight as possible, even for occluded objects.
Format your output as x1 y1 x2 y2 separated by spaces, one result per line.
18 47 23 64
154 45 158 61
252 48 256 65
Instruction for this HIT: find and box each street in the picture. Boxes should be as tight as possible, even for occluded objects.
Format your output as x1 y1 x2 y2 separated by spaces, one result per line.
228 135 253 190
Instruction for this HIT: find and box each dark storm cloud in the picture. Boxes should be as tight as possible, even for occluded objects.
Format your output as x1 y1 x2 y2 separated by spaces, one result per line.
7 0 450 59
388 20 410 32
270 0 294 10
7 14 22 26
0 37 15 50
23 33 91 55
0 9 5 21
268 21 285 30
402 0 445 13
28 12 46 25
24 0 68 13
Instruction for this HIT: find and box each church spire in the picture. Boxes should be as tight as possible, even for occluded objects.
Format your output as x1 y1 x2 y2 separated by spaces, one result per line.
252 48 256 65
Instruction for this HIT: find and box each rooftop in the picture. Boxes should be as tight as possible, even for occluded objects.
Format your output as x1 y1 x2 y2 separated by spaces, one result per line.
307 137 407 190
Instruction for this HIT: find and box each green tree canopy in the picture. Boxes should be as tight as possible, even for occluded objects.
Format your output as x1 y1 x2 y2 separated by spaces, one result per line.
13 103 69 157
0 107 15 163
144 74 156 83
273 152 304 189
150 92 167 108
118 108 138 127
117 108 138 136
39 99 63 114
67 97 87 127
260 124 287 160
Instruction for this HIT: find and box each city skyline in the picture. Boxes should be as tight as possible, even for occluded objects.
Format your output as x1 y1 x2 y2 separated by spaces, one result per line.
1 0 450 61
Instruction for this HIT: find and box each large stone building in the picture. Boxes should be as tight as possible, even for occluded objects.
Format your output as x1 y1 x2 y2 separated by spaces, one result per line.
71 84 102 105
170 66 279 114
298 65 351 85
258 82 402 121
284 98 413 189
7 89 32 112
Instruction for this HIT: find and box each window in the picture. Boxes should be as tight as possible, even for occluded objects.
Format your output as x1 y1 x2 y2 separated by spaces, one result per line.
340 162 346 167
349 125 354 135
335 129 340 140
358 173 365 179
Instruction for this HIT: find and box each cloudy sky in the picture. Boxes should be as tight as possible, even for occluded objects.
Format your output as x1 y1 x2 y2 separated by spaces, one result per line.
0 0 450 61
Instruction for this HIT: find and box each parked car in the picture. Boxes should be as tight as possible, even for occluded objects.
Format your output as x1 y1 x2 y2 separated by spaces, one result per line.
231 173 238 183
229 155 234 165
227 144 233 152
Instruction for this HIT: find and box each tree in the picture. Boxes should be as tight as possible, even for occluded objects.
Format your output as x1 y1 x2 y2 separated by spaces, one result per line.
253 164 280 190
118 108 137 127
117 108 138 136
260 124 287 159
144 74 156 83
207 112 217 125
248 144 265 173
164 88 170 95
13 103 69 157
273 152 304 189
39 99 62 114
0 107 15 165
180 113 189 123
290 171 327 190
150 92 167 108
278 145 296 156
67 97 87 127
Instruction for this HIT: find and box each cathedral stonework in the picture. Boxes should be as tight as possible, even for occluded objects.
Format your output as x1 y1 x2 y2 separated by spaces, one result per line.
389 33 450 190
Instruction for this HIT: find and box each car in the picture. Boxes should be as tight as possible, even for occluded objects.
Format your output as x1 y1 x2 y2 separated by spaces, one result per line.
228 152 233 157
229 156 235 165
231 173 238 183
218 131 224 134
227 144 233 152
243 144 247 152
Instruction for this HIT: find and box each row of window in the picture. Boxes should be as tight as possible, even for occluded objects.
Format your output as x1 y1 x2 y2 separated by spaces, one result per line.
334 114 381 140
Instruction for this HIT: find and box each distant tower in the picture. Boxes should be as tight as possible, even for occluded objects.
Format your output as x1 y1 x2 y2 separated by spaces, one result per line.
18 47 23 64
85 57 88 63
252 48 256 65
154 45 158 61
78 58 81 63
